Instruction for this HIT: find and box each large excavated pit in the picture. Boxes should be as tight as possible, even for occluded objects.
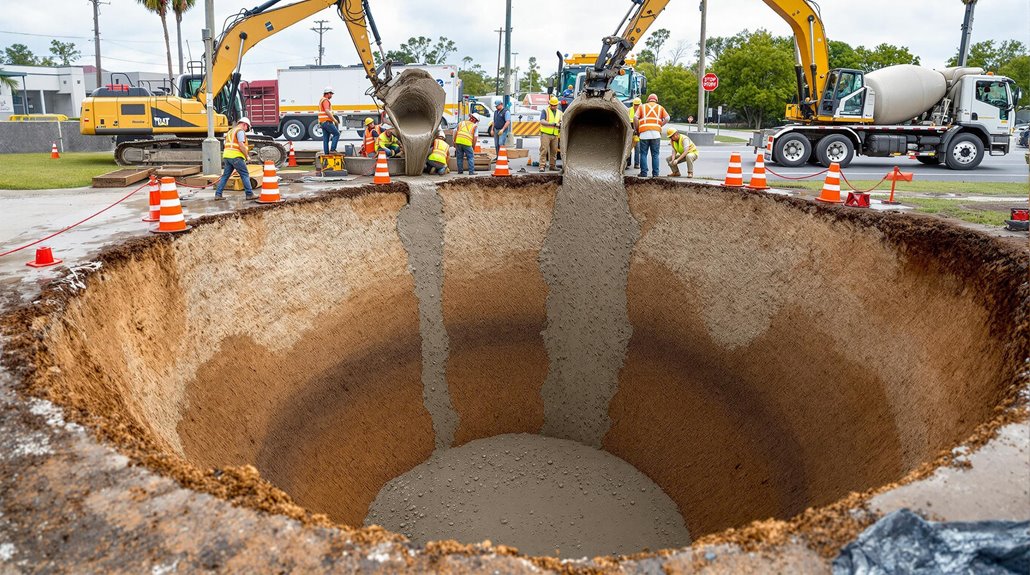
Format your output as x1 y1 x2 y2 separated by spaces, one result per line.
3 173 1027 565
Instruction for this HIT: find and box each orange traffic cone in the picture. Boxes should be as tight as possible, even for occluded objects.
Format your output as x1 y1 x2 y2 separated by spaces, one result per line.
373 151 391 184
50 142 60 159
257 161 284 204
722 152 743 187
142 175 160 222
492 146 511 177
747 152 770 190
26 246 62 268
815 163 844 203
151 177 191 233
287 141 297 167
474 141 482 154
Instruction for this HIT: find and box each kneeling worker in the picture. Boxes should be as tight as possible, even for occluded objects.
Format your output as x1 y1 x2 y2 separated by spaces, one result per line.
425 131 450 175
214 116 254 200
360 117 381 158
453 114 479 175
666 127 698 178
377 124 401 158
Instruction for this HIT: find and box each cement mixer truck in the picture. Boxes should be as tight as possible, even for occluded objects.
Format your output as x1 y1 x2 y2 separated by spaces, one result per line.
754 65 1021 170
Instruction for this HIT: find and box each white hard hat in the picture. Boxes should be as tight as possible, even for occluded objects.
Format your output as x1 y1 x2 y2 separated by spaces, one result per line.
324 86 334 93
238 116 251 127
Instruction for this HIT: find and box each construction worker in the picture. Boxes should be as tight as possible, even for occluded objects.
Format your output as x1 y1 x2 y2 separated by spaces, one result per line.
635 93 670 177
214 117 254 200
561 84 574 99
425 131 450 175
626 96 641 170
539 96 562 172
361 117 381 158
377 124 401 158
454 114 479 175
319 86 340 155
665 127 698 178
489 100 511 152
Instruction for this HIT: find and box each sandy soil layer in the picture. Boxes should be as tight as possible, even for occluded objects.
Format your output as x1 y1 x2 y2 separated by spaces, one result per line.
366 433 690 557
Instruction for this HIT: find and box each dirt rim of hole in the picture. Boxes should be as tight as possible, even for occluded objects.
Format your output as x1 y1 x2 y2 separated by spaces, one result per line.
1 177 1027 572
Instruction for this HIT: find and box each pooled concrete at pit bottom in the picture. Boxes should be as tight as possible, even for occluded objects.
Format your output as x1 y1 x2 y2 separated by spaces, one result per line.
1 173 1027 570
382 69 446 177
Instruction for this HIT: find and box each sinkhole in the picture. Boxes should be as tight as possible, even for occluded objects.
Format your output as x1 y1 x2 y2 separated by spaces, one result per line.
5 174 1026 561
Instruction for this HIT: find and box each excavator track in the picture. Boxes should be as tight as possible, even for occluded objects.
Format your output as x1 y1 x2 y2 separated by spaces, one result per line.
114 136 287 168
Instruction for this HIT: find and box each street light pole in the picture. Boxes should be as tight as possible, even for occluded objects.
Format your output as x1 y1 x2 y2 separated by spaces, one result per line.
697 0 707 132
503 0 512 108
201 0 219 175
494 28 503 95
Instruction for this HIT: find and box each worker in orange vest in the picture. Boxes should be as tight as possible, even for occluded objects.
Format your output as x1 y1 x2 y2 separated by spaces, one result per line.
360 117 381 157
214 117 254 200
319 86 340 155
635 93 670 177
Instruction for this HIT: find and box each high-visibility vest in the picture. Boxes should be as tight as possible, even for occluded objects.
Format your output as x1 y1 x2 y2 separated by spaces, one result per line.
672 136 698 156
361 125 381 155
628 105 636 125
222 126 247 159
540 107 562 136
377 131 399 150
427 139 449 164
637 102 667 133
455 120 476 146
318 97 333 123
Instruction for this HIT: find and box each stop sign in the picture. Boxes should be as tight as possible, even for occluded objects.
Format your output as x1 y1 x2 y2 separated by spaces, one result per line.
702 73 719 92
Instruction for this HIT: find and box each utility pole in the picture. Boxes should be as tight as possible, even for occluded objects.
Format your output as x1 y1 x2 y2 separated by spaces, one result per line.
512 52 519 95
696 0 707 132
494 28 503 95
201 0 219 175
503 0 512 108
311 20 331 66
87 0 105 88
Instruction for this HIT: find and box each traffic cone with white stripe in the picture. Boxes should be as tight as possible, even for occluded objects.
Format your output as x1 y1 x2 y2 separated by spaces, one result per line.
257 161 284 204
151 177 191 233
373 151 391 184
142 175 160 222
747 152 770 190
50 142 60 159
287 141 297 167
815 162 844 203
492 146 511 177
722 152 743 187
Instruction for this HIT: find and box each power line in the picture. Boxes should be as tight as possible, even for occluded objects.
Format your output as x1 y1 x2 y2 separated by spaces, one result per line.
310 19 331 66
0 29 161 43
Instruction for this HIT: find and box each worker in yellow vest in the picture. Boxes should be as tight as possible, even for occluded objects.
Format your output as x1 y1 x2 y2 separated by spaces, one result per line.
665 127 698 178
360 117 381 157
454 114 479 175
539 96 563 172
425 131 450 175
377 124 401 157
318 86 340 155
626 96 641 170
635 93 670 177
214 117 254 200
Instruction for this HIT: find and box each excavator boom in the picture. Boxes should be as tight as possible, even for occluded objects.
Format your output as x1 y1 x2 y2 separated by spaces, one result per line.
760 0 829 117
584 0 670 95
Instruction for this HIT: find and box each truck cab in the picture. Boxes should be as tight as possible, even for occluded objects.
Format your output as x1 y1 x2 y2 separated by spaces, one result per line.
954 74 1020 154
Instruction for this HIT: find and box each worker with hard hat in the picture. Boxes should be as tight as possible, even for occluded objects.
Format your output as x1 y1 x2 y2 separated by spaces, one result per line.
665 127 698 178
626 96 641 171
214 117 254 200
489 100 511 153
561 84 574 99
635 93 670 177
425 131 450 175
319 86 340 155
539 96 563 172
453 114 479 175
360 117 382 158
377 124 401 158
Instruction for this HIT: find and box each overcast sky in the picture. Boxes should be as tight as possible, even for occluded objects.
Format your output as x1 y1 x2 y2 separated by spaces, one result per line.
2 0 1027 84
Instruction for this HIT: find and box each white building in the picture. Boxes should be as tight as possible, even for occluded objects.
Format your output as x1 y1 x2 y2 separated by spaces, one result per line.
0 65 86 120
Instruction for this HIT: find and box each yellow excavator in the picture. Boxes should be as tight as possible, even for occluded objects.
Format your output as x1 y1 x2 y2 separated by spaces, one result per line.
79 0 393 166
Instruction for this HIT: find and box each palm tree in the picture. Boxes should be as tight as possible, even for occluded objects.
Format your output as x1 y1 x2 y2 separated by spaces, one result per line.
0 71 19 92
137 0 174 91
171 0 196 75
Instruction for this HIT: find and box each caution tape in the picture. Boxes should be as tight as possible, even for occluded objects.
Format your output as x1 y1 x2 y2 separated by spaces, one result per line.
0 181 150 259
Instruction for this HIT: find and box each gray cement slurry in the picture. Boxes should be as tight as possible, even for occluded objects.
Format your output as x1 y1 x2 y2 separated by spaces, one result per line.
398 180 458 450
383 69 446 177
365 433 690 558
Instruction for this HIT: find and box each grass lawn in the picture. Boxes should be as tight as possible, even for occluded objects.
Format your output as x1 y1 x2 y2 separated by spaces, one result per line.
0 152 118 190
714 135 748 143
775 179 1028 197
899 198 1012 227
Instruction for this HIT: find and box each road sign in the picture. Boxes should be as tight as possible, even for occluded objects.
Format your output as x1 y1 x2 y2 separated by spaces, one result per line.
702 73 719 92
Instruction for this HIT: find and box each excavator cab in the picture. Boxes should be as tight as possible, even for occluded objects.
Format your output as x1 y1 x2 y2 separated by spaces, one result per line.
818 68 871 122
178 73 245 123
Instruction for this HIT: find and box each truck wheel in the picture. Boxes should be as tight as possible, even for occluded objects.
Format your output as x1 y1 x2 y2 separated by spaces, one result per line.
308 119 324 141
772 133 811 167
945 134 984 170
916 156 941 166
282 119 307 141
815 135 855 168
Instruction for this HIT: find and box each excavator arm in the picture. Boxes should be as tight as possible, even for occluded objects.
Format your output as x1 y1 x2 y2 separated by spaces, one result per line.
761 0 829 118
199 0 391 108
584 0 671 96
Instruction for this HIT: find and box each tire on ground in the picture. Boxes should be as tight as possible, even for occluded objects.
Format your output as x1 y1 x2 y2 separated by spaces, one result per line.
772 133 812 167
945 133 984 170
308 119 324 142
815 134 855 168
282 119 307 141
